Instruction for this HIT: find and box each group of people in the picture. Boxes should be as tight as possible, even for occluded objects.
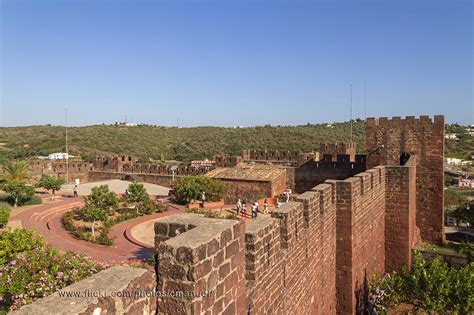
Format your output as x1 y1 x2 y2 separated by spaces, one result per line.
236 191 291 219
236 198 270 219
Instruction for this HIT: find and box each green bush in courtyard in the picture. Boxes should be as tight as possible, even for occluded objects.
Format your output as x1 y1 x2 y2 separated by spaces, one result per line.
174 175 225 204
0 205 10 228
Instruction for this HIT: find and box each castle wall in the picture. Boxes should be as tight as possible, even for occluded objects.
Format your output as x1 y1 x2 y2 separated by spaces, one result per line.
30 160 92 183
319 142 357 162
154 214 247 314
18 161 419 315
287 154 366 193
385 158 417 272
334 167 386 314
366 115 444 243
219 179 272 204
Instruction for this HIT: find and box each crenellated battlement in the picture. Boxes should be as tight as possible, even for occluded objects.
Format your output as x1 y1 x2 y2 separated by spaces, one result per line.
366 115 444 128
319 142 357 162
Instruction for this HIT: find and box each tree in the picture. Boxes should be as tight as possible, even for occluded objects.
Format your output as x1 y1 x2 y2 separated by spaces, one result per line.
174 175 225 204
84 185 118 214
83 206 107 237
126 183 153 214
1 181 35 207
370 251 474 313
0 160 32 183
36 174 65 197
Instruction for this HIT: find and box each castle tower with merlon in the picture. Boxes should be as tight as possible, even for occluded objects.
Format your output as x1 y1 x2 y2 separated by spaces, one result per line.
319 142 357 162
366 115 444 243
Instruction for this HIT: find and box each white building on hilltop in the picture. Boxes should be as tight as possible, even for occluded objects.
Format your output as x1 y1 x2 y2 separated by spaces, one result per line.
48 152 71 160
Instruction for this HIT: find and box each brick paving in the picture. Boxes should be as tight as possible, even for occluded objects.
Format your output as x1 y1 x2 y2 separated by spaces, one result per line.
10 197 184 265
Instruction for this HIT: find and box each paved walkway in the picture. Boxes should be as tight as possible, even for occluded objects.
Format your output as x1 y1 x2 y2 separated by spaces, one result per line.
9 197 184 265
62 179 170 196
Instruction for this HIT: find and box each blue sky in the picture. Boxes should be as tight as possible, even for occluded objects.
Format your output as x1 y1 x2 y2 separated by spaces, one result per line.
1 0 472 127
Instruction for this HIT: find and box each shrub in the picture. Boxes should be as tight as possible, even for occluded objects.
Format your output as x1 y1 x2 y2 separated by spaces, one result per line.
174 176 225 204
125 183 155 214
0 182 35 207
0 229 45 265
84 185 118 214
20 195 43 206
36 174 65 196
0 206 10 228
369 251 474 313
0 242 105 312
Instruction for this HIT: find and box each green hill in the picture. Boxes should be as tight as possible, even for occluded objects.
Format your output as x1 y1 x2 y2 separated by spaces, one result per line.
0 120 365 162
1 120 470 163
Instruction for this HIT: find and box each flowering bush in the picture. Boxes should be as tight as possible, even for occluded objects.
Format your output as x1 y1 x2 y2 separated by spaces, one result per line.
0 229 105 312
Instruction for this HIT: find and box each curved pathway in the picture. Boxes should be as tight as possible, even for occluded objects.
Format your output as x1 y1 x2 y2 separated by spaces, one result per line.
10 197 184 265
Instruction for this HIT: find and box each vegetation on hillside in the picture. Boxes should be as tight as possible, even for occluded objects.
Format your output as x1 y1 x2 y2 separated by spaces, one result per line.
0 121 471 162
0 121 367 162
445 124 474 160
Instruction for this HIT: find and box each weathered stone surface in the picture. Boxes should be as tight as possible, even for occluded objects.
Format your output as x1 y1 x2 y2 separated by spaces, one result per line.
12 267 155 315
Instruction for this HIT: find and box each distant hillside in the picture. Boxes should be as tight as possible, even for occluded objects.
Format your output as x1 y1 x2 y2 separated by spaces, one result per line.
445 124 474 160
0 120 366 162
1 121 470 162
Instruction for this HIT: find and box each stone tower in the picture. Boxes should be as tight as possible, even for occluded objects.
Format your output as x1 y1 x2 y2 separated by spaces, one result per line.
366 115 445 243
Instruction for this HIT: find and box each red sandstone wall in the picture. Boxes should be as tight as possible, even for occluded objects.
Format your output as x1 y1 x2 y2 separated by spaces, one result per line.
366 115 444 243
155 216 247 314
244 184 337 314
333 167 386 314
30 160 91 183
290 158 366 193
220 180 272 204
385 158 417 272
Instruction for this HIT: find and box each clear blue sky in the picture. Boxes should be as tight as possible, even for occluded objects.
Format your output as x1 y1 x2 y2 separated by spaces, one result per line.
1 0 472 127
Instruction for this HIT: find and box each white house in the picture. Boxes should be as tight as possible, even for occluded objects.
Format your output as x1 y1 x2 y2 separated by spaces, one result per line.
445 133 458 140
446 157 463 166
48 152 70 160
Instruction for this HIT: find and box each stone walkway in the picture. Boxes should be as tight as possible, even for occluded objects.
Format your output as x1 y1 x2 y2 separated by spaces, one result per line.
9 197 184 265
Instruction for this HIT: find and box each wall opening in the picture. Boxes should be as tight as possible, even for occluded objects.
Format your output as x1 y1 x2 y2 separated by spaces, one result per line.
399 152 410 166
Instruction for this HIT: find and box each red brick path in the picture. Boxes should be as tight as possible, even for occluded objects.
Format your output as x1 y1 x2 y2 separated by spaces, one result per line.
10 197 184 264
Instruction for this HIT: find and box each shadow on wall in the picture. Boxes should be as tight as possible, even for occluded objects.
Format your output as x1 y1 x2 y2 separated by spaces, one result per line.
355 270 369 315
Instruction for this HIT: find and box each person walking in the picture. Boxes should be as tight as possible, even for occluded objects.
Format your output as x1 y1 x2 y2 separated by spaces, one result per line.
242 200 247 218
263 199 269 214
73 185 78 197
252 201 258 219
201 191 206 208
236 198 242 215
284 191 290 203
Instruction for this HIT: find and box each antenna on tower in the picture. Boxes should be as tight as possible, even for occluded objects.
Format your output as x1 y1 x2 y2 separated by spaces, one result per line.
177 116 180 128
350 82 353 143
65 108 69 184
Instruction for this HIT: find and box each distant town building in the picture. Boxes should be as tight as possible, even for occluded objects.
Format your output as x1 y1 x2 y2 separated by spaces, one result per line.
453 177 474 188
48 152 71 160
446 157 463 166
445 133 458 140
